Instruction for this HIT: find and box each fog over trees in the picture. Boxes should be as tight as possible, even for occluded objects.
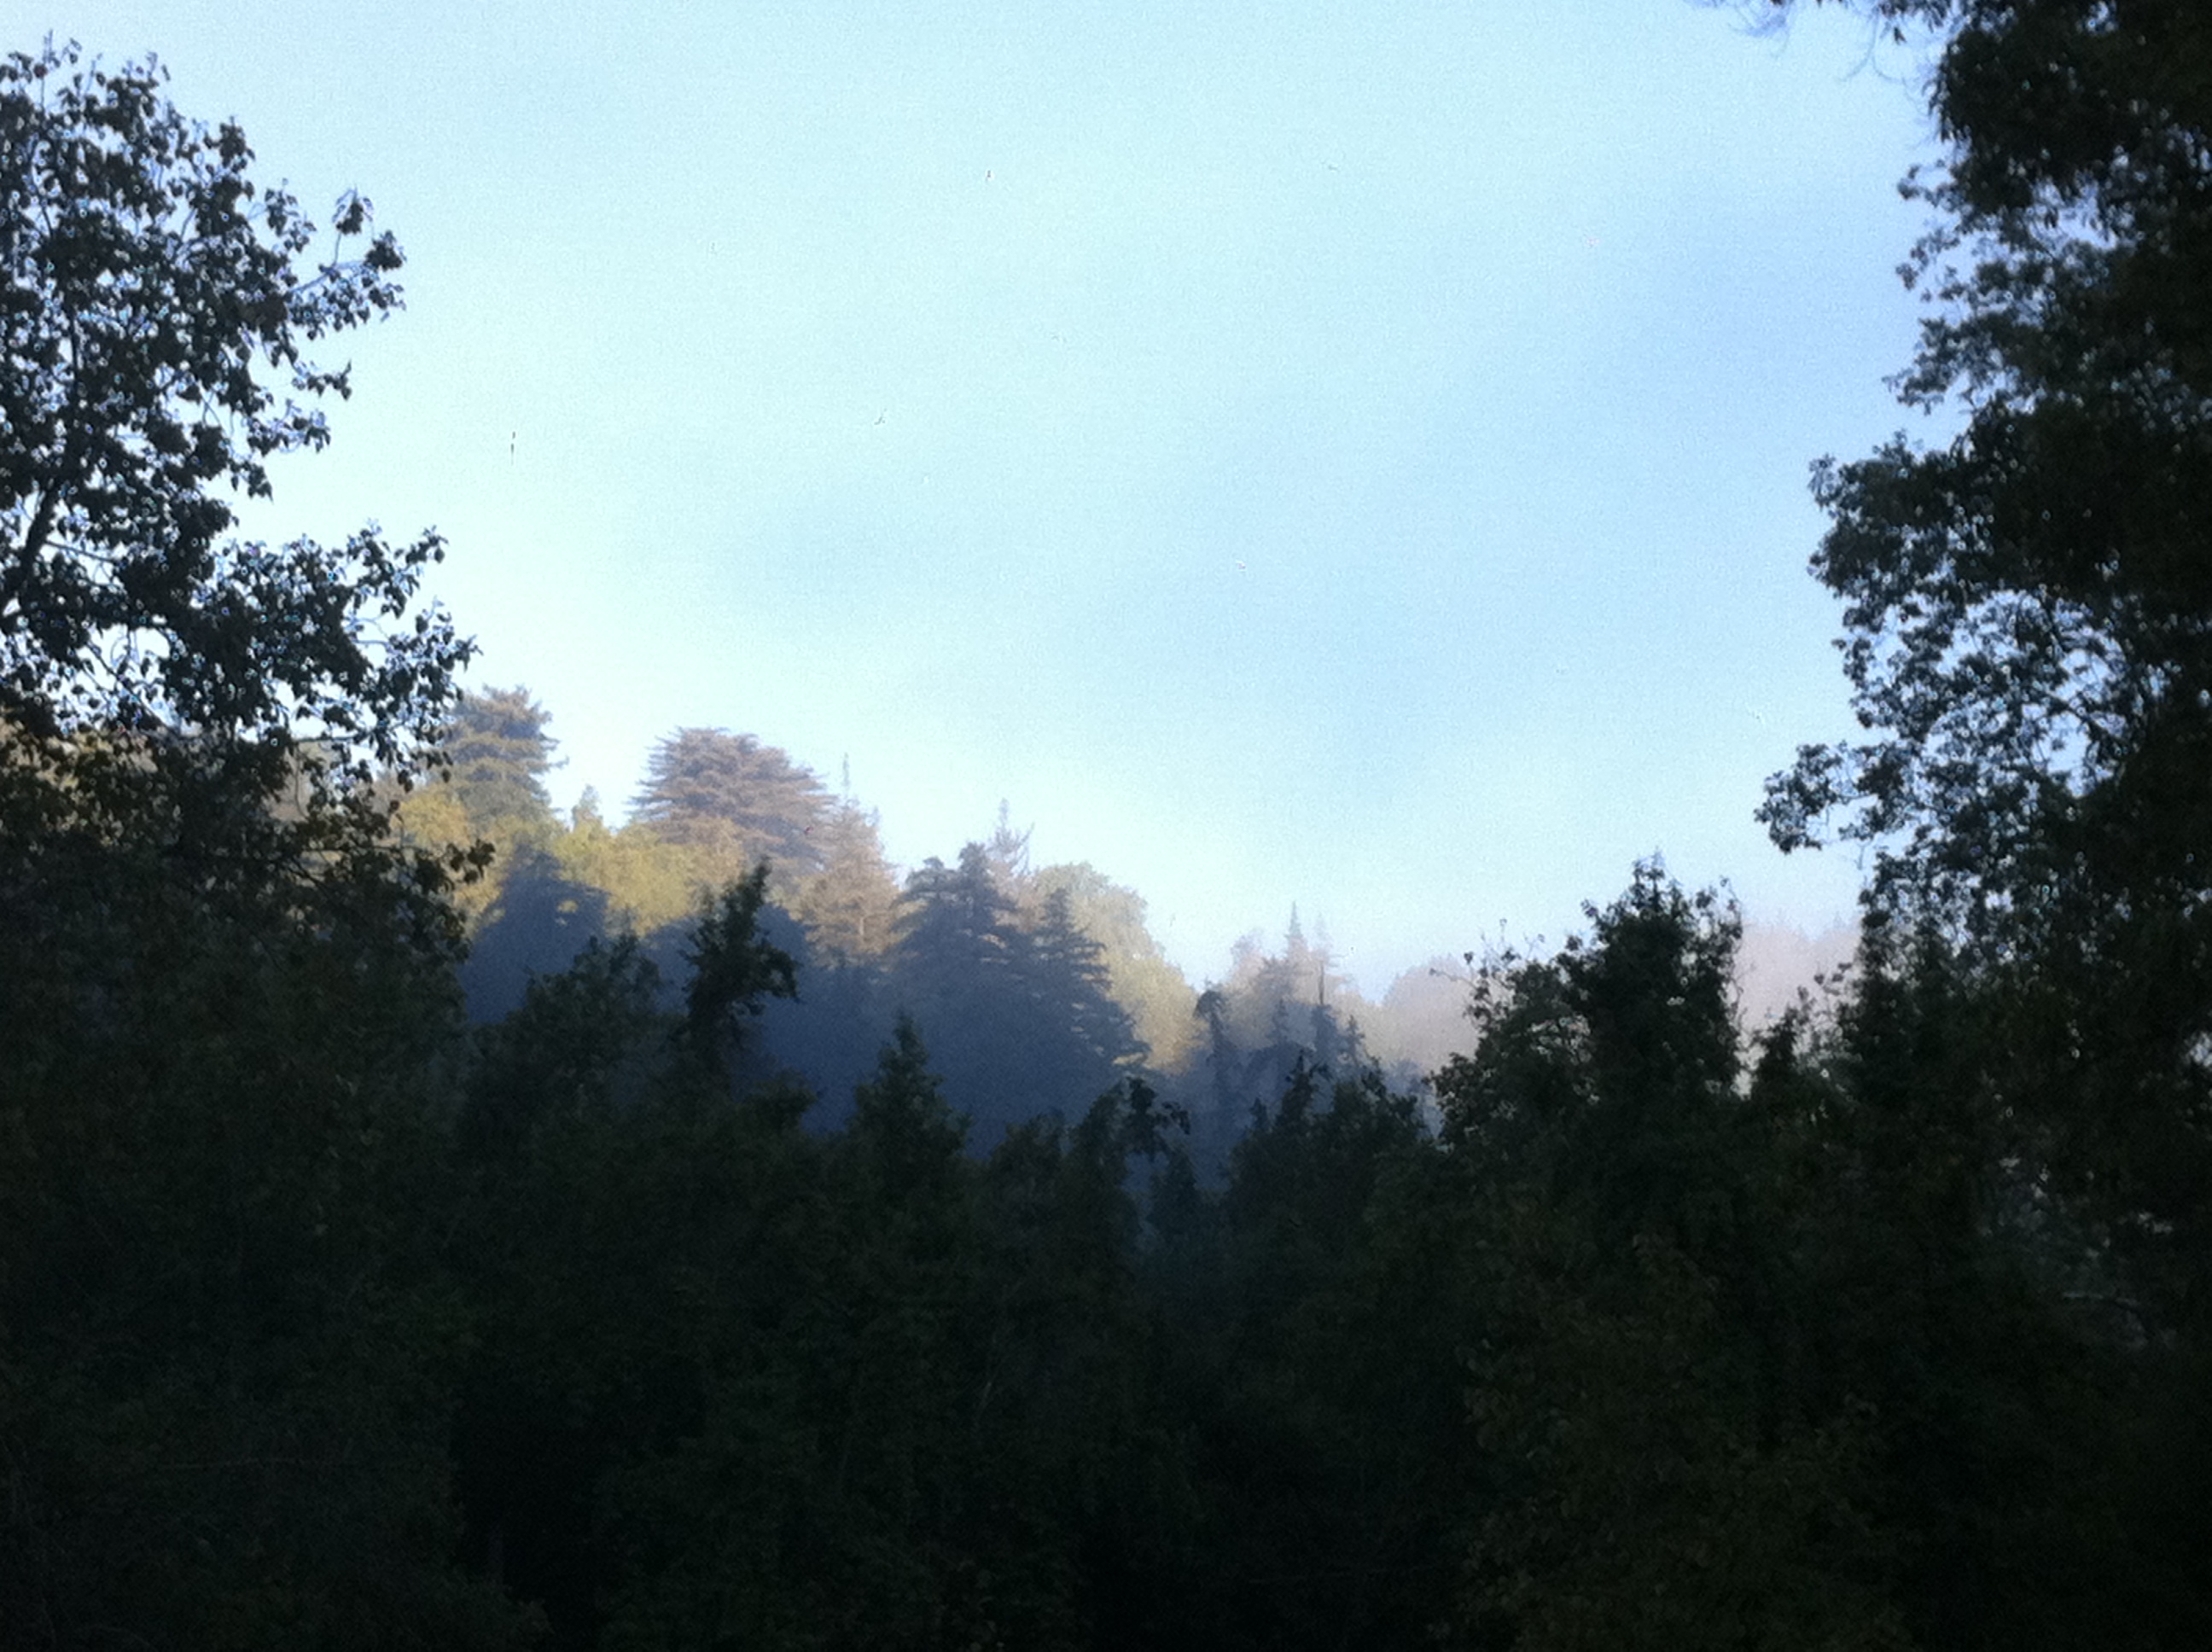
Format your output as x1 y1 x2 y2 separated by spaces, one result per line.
7 7 2212 1649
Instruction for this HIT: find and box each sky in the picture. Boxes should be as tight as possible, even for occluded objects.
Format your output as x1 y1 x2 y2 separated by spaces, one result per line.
34 1 1945 995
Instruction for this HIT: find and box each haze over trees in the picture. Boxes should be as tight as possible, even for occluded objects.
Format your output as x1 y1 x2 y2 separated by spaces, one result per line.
5 7 2211 1649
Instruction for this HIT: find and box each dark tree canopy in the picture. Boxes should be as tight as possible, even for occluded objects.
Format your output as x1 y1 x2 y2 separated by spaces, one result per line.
0 48 524 1648
1759 0 2212 1298
13 15 2212 1650
0 41 470 925
0 42 448 747
892 844 1149 1134
1761 0 2212 937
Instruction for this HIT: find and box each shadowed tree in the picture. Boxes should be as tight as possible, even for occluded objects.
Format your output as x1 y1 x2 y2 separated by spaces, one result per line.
679 863 801 1086
894 845 1155 1135
1026 883 1149 1097
1028 860 1198 1072
1440 868 1905 1651
1758 0 2212 1326
0 44 521 1648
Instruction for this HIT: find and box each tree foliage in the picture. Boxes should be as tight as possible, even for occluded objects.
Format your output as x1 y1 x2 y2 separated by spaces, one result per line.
14 15 2212 1649
631 726 830 883
445 686 562 840
0 44 520 1647
0 42 469 920
1760 0 2212 947
1761 0 2212 1323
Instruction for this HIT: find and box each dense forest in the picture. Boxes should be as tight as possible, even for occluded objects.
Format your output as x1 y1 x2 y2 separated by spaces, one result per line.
5 3 2212 1648
404 690 1833 1156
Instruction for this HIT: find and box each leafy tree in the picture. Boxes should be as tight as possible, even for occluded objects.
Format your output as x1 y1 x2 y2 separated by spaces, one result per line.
1149 1059 1467 1650
551 786 701 935
1736 10 2212 1642
458 931 667 1164
0 43 519 1647
1440 869 1906 1651
0 41 473 923
679 863 800 1085
1756 0 2212 1316
451 889 818 1649
1778 933 2177 1651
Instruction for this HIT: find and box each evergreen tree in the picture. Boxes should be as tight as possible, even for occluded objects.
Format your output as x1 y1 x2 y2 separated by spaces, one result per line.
1029 860 1199 1071
982 797 1034 893
899 842 1024 989
445 684 562 841
892 845 1158 1136
892 844 1036 1130
787 794 902 969
1027 883 1149 1096
631 726 830 885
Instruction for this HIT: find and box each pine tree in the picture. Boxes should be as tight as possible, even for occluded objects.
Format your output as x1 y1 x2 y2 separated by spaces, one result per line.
631 727 830 885
788 795 901 968
443 685 560 841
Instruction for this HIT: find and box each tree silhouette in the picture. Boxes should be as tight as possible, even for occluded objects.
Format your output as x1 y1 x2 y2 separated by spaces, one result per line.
1761 0 2212 1341
0 45 520 1646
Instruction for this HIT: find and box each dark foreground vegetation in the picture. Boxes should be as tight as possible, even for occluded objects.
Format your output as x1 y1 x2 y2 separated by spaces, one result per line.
5 4 2212 1646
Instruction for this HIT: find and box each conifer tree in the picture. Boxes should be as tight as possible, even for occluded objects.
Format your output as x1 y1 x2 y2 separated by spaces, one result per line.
788 794 901 968
444 685 561 841
632 726 830 885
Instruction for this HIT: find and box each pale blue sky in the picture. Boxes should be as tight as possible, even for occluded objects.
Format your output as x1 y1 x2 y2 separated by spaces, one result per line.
34 2 1941 992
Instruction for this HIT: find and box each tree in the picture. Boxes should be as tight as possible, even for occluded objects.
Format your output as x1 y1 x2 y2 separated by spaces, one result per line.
679 863 800 1083
1439 869 1905 1651
787 792 901 968
899 842 1023 983
1756 0 2212 1323
443 685 561 841
893 845 1155 1133
982 796 1033 892
0 42 471 920
1025 882 1149 1095
1028 860 1198 1070
631 726 830 885
892 843 1034 1128
0 44 519 1646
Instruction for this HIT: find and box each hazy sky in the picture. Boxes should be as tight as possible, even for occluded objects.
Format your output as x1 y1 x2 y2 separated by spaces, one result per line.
34 1 1942 993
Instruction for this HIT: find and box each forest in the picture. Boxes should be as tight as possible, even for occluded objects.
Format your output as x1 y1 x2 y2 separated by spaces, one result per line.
4 3 2212 1648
